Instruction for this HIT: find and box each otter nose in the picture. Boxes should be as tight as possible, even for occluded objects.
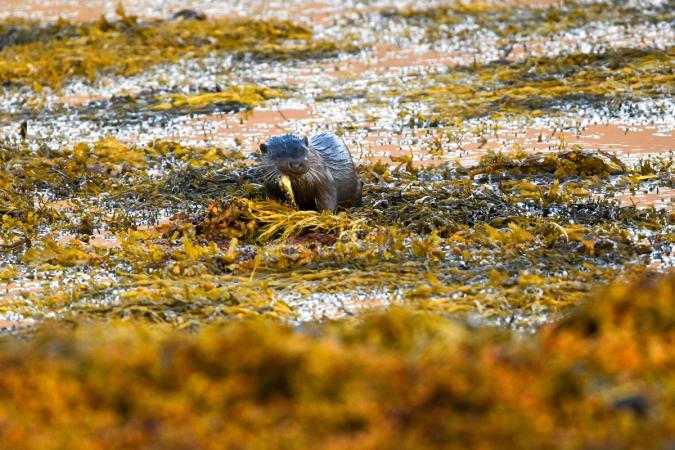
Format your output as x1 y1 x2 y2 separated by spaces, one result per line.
289 161 303 170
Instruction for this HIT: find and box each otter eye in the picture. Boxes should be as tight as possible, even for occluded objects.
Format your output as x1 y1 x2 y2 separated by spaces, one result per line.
259 143 268 154
303 136 309 146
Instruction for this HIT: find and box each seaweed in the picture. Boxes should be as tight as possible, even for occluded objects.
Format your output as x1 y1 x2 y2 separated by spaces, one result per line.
0 8 354 90
9 84 289 128
0 134 671 328
0 273 673 448
0 2 672 446
334 46 675 125
387 0 674 40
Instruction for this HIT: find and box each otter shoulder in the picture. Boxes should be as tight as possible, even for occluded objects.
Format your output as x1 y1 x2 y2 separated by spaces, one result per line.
308 132 352 163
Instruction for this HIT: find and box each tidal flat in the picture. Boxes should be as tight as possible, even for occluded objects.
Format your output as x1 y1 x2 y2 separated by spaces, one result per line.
0 1 673 448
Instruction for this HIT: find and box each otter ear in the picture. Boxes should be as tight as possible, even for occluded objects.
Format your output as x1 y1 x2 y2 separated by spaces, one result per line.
259 143 268 154
303 136 309 147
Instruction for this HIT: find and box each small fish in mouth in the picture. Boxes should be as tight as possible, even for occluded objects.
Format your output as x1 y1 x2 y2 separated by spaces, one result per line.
279 174 297 207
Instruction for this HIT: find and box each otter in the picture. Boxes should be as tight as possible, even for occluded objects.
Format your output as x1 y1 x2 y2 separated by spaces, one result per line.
170 9 206 21
257 132 362 212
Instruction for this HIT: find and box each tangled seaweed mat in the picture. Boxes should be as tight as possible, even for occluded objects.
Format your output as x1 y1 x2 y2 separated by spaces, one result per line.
322 45 675 125
387 0 674 40
0 7 352 90
0 137 672 327
312 1 675 125
0 273 673 449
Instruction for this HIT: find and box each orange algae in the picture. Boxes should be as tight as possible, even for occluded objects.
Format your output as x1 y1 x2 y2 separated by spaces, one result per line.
0 273 673 449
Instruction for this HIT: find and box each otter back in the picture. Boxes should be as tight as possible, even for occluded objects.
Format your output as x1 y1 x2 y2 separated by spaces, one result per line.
309 132 362 208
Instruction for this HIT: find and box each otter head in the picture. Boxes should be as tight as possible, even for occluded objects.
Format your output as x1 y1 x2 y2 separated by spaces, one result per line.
260 134 311 177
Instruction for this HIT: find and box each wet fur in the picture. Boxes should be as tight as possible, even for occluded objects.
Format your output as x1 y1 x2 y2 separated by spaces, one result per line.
258 133 362 211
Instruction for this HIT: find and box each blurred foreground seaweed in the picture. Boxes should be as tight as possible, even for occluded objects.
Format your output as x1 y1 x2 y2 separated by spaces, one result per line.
0 273 673 448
